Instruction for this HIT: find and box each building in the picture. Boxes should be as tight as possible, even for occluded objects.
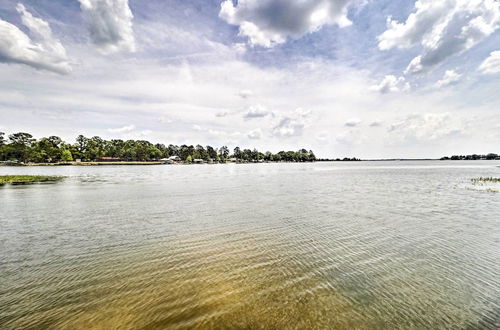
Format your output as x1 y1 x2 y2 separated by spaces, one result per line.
160 155 182 164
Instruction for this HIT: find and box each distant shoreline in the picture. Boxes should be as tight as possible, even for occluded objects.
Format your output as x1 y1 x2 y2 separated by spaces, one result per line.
2 158 500 167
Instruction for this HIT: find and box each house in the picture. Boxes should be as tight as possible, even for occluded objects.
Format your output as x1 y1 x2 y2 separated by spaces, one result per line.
160 155 182 164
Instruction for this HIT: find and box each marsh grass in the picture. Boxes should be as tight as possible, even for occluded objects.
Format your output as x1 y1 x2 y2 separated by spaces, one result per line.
0 175 64 185
471 177 500 183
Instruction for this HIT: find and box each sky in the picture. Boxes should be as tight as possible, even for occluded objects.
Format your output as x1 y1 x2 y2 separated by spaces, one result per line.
0 0 499 159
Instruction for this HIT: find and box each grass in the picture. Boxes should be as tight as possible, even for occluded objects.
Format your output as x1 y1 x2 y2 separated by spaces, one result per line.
471 177 500 183
0 175 64 185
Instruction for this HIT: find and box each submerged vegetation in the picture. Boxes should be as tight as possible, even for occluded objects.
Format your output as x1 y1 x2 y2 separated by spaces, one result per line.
0 132 316 163
0 175 64 185
469 177 500 193
471 177 500 183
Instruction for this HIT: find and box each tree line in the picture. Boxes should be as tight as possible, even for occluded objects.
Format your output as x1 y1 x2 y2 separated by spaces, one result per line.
0 132 316 163
440 153 499 160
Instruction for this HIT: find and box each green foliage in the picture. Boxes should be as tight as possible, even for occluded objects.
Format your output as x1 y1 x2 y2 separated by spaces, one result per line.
0 175 63 185
0 131 317 164
471 177 500 183
61 149 73 161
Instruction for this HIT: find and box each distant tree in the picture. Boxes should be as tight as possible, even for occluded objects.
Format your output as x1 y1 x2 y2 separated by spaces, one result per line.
219 146 229 161
0 132 5 161
206 145 217 160
61 149 73 161
8 132 35 162
233 147 241 159
0 131 320 163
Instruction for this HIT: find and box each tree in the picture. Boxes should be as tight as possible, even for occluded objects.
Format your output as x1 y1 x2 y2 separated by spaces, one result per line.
0 132 5 161
8 132 35 162
206 146 217 160
61 149 73 161
186 155 192 163
233 147 241 159
219 146 229 160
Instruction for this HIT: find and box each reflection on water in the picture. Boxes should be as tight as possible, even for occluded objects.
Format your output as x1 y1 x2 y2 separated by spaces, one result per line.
1 161 499 329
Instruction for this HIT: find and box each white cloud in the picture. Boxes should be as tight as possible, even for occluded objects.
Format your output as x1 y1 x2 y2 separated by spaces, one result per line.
369 121 382 127
247 128 262 139
387 113 465 142
0 4 71 74
271 108 312 138
192 124 202 131
345 118 361 127
370 75 410 93
435 70 462 88
316 131 329 141
238 89 254 98
378 0 500 74
78 0 135 54
244 104 272 119
219 0 354 47
216 111 229 117
158 116 173 123
479 50 500 74
107 124 135 133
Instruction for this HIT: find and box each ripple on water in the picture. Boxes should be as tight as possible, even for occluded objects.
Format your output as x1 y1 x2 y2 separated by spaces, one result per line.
1 161 499 329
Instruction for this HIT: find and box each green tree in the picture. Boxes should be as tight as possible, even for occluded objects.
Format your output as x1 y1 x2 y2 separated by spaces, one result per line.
219 146 229 161
186 155 192 163
61 149 73 161
233 147 241 159
206 146 217 160
8 132 35 162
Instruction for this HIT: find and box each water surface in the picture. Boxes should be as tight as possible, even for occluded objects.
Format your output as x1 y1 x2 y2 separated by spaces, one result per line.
1 161 499 329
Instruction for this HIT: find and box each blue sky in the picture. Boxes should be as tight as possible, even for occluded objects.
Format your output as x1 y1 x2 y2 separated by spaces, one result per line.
0 0 499 158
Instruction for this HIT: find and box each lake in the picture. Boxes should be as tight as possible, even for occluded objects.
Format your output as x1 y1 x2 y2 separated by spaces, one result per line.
1 161 499 329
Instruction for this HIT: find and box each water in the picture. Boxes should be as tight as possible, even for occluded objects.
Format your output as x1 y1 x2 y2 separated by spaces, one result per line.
1 161 499 329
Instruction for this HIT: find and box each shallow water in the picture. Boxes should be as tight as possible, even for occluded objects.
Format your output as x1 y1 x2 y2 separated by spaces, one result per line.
1 161 499 329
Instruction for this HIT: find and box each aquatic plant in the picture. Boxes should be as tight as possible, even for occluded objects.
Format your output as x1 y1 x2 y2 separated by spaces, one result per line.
471 177 500 183
0 175 63 185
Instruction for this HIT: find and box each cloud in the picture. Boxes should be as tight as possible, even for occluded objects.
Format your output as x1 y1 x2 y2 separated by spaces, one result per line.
315 131 329 141
244 104 272 119
435 70 462 88
345 118 361 127
370 75 410 93
216 111 229 117
107 124 135 133
479 50 500 74
192 124 202 131
271 108 312 137
247 128 262 139
78 0 135 54
378 0 500 74
219 0 354 47
387 113 464 142
158 116 172 123
369 121 382 127
0 4 71 74
238 89 254 98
